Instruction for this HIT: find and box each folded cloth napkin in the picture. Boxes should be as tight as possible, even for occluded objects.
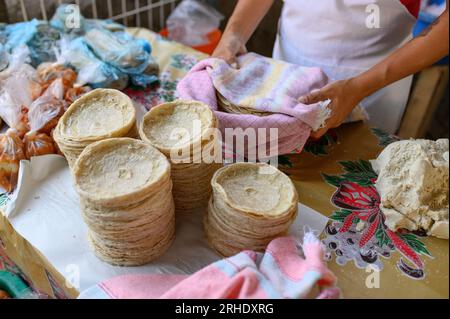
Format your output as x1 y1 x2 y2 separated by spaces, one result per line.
177 53 332 157
78 234 340 299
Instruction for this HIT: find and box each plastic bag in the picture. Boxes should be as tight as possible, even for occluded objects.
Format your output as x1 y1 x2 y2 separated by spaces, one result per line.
167 0 223 46
3 20 39 52
65 85 91 104
84 29 150 74
27 79 66 134
0 45 30 75
48 3 158 89
0 129 26 193
129 73 159 88
84 29 159 87
23 131 56 159
130 55 159 87
0 45 41 101
4 20 60 67
42 77 65 101
49 4 87 35
0 44 9 72
37 62 77 93
59 37 129 90
0 73 33 136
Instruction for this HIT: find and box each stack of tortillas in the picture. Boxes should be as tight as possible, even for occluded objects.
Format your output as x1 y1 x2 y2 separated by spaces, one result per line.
73 138 175 266
204 163 298 257
140 100 222 213
54 88 138 168
217 91 271 117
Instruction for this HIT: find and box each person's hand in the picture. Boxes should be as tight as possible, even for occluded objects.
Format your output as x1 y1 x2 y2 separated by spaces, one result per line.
212 33 247 65
299 78 366 139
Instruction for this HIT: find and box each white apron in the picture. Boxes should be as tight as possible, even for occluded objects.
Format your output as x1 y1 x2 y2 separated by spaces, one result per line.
273 0 417 133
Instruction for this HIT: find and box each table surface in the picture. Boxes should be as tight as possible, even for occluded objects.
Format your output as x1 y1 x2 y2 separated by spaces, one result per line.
1 29 448 299
2 121 447 299
283 123 448 299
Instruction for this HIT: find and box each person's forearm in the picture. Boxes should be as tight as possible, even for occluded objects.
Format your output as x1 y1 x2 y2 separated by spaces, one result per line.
353 8 449 98
222 0 275 45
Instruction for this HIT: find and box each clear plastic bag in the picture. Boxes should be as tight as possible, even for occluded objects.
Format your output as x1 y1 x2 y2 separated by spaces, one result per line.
64 85 91 104
83 29 158 87
0 73 33 137
0 128 26 193
0 44 8 72
27 79 66 134
0 45 41 100
0 44 30 76
37 62 77 93
49 4 87 35
21 81 64 161
84 29 149 73
25 96 65 134
58 37 129 90
4 20 60 67
167 0 223 46
23 131 56 160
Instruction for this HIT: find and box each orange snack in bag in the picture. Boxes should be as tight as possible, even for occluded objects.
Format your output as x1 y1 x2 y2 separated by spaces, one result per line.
27 79 66 134
65 86 91 104
24 131 56 159
37 63 77 93
0 74 33 137
14 107 31 138
28 97 65 134
0 129 26 193
30 80 44 101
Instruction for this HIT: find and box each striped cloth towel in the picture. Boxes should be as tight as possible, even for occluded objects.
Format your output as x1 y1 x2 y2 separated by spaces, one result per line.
208 53 331 124
78 234 340 299
177 53 332 157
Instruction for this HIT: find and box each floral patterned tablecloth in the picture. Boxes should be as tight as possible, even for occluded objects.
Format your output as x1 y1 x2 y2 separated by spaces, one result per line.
279 124 448 299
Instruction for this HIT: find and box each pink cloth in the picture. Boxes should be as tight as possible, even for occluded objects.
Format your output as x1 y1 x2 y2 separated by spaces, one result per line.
176 54 331 157
79 234 340 299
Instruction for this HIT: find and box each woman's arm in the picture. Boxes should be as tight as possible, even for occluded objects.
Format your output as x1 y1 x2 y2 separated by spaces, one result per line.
357 6 449 98
212 0 275 63
300 5 449 138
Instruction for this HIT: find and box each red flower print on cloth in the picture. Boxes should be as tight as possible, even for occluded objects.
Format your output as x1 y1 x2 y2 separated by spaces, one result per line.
124 71 179 110
322 159 432 280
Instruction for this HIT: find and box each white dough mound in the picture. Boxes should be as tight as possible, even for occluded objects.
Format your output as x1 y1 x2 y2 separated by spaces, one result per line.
371 139 449 239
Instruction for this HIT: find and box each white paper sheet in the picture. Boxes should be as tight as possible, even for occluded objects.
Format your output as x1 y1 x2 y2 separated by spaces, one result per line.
5 155 329 293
